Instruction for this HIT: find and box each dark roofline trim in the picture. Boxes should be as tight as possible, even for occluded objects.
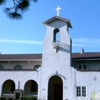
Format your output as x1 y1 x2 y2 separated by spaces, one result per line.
0 69 37 71
1 52 100 60
72 57 100 61
77 69 100 71
43 16 72 28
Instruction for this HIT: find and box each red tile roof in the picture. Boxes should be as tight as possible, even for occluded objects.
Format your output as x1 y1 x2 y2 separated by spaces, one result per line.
0 52 100 60
43 16 72 28
0 54 42 60
72 52 100 59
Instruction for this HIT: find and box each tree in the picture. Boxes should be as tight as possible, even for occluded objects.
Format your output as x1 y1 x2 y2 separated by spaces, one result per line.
0 0 37 19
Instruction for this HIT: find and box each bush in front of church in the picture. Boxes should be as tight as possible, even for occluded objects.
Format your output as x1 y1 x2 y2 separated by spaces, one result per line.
19 96 37 100
0 97 6 100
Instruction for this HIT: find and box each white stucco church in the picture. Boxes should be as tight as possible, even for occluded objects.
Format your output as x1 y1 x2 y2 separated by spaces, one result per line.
0 7 100 100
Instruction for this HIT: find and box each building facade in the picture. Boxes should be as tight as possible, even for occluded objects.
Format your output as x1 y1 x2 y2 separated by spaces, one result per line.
0 16 100 100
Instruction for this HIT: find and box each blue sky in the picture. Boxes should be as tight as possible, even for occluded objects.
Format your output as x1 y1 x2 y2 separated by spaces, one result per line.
0 0 100 54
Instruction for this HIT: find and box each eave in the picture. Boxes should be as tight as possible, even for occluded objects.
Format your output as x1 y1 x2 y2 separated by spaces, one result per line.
43 16 72 28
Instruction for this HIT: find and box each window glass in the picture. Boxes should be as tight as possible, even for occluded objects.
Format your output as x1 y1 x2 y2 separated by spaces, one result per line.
83 65 86 69
14 65 23 69
0 65 4 69
82 87 86 97
78 65 86 70
79 65 82 69
33 65 41 69
76 86 86 97
77 87 81 96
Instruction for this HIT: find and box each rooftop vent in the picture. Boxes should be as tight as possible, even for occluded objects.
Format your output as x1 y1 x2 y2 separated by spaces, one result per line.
80 48 84 54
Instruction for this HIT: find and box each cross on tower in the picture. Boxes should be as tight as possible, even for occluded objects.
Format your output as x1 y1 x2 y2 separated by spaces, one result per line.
55 6 61 16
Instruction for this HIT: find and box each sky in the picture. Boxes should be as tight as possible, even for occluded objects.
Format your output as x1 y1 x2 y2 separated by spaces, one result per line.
0 0 100 54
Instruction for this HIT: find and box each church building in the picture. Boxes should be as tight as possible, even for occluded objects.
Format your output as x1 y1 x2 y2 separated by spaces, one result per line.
0 7 100 100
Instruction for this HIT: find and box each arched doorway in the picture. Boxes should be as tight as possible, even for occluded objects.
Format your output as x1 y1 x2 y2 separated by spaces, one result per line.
2 79 15 98
48 75 63 100
24 80 38 97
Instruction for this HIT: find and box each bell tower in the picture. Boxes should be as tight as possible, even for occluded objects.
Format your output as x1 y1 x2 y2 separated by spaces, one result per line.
40 15 73 100
42 16 72 66
40 7 73 100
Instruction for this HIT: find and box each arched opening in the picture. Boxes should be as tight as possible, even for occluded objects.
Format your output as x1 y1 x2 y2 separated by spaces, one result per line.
24 80 38 97
48 75 63 100
14 65 23 69
0 65 4 69
2 79 15 98
53 28 60 42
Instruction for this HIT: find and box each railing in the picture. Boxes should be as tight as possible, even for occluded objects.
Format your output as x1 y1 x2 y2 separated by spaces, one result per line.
24 94 37 97
2 94 14 98
52 42 70 49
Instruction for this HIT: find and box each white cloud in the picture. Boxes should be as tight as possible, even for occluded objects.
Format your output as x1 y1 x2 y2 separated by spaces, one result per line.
0 39 42 45
72 38 100 47
0 38 100 47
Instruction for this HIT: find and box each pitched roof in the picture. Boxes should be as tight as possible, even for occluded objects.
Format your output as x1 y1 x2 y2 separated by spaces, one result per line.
0 52 100 61
43 16 72 28
72 52 100 59
0 54 42 61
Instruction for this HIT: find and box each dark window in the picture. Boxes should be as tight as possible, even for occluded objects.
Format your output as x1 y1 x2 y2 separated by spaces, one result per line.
53 28 60 42
79 65 82 70
16 92 20 99
31 81 37 92
14 65 23 69
82 87 86 97
78 65 86 70
0 65 4 69
77 87 81 96
83 65 86 69
33 65 41 69
11 81 15 91
76 86 86 97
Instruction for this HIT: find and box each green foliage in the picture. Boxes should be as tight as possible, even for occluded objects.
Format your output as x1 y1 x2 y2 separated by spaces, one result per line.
6 98 12 100
30 97 37 100
0 0 37 19
19 96 37 100
0 96 6 100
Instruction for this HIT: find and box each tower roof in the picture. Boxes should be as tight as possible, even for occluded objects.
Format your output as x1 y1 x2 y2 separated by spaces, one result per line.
43 16 72 28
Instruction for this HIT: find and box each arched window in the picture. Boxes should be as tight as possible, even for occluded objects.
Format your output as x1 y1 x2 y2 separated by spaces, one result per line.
53 28 60 42
2 80 15 95
33 65 41 69
24 80 38 96
14 65 23 69
0 65 4 69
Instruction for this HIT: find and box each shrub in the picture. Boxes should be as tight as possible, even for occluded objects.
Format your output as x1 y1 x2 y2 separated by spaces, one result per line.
0 97 6 100
6 98 12 100
30 97 37 100
19 96 37 100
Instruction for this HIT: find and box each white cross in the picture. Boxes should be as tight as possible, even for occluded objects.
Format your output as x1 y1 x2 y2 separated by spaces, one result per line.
55 6 61 16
